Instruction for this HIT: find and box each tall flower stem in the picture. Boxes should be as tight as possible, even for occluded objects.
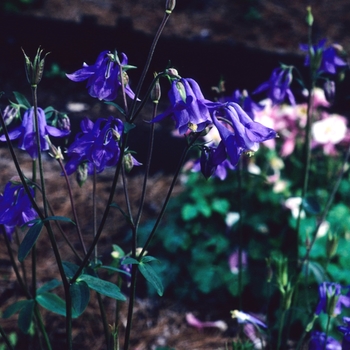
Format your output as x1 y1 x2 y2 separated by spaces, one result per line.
237 160 243 311
128 12 171 120
277 309 287 350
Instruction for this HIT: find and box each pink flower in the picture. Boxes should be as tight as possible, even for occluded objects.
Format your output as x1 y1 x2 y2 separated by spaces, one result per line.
185 313 227 331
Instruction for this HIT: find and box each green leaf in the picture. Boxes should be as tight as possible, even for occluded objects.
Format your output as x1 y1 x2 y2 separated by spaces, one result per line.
303 196 321 215
37 279 61 294
62 261 80 278
304 261 327 284
77 274 126 301
36 292 78 318
100 265 131 277
13 91 31 109
181 204 198 221
43 216 75 225
70 281 90 317
3 300 29 318
110 203 132 224
138 261 164 296
122 257 139 265
123 122 136 133
104 101 125 116
18 300 34 334
18 220 44 262
212 198 230 215
141 256 159 264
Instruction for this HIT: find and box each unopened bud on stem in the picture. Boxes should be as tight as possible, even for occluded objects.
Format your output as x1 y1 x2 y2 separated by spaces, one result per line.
22 47 49 86
165 0 176 13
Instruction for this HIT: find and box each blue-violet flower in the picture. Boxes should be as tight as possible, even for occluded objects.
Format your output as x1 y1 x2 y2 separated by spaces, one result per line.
309 331 341 350
65 116 124 175
66 50 136 101
0 181 38 239
338 317 350 350
152 78 211 134
0 107 70 159
253 66 295 105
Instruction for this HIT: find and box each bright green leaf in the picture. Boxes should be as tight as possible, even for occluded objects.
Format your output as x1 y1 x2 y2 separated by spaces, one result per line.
18 220 44 262
138 262 163 296
212 198 230 215
77 274 126 301
181 204 198 221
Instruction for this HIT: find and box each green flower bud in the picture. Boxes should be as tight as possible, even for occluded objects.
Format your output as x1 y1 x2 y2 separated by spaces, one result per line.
151 74 161 103
326 231 338 259
22 47 49 86
282 283 294 310
76 162 88 187
123 153 134 172
165 0 176 14
306 6 314 27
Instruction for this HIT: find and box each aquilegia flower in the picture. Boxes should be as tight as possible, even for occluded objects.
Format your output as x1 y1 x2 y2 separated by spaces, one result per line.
228 89 264 120
338 317 350 350
300 39 347 75
208 102 277 167
231 310 266 328
66 50 136 101
0 107 70 159
65 116 124 175
253 66 295 106
315 282 350 317
0 181 38 239
152 78 211 134
309 331 341 350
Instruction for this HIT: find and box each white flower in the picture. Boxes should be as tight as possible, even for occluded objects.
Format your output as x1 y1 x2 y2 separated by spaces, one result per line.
312 115 347 145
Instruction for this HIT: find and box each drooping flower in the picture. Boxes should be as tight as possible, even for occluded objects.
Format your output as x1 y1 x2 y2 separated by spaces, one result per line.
0 181 38 239
186 313 227 331
207 102 277 167
0 107 70 159
64 116 124 175
253 66 295 106
230 310 266 328
338 317 350 350
66 50 136 101
228 89 264 120
300 39 347 75
309 331 341 350
315 282 350 317
152 78 211 134
228 250 248 274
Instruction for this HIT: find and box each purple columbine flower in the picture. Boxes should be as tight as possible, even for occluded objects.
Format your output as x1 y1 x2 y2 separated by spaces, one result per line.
230 310 266 328
207 102 277 167
338 317 350 350
152 78 211 134
228 90 264 120
66 50 136 101
0 181 38 239
0 107 70 159
65 116 124 175
309 331 341 350
300 39 347 75
253 66 295 106
315 282 350 317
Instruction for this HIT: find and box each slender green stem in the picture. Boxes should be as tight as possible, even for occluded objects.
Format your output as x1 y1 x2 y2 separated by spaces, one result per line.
134 102 158 230
323 316 331 350
277 309 286 350
128 12 171 121
93 167 98 263
237 160 243 311
97 293 111 350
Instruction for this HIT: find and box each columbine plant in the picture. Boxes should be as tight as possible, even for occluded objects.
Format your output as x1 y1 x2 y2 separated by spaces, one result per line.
0 2 349 350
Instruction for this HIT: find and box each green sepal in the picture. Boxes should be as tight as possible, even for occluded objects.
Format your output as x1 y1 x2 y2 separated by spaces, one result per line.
70 281 90 317
77 274 126 301
138 260 163 296
37 279 61 294
18 220 44 262
18 300 35 334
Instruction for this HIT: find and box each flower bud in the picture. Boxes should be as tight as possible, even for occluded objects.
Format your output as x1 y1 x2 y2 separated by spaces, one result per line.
151 75 161 103
22 47 49 86
123 153 134 173
2 105 20 126
306 6 314 27
166 68 179 78
57 113 71 133
76 162 88 187
326 232 339 260
165 0 176 13
324 80 336 104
